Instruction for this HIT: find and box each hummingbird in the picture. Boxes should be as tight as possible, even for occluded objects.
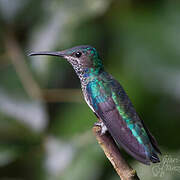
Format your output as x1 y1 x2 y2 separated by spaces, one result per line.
29 45 161 165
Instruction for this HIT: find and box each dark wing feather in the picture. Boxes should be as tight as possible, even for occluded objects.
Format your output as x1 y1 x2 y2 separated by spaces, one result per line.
140 119 161 155
96 97 151 164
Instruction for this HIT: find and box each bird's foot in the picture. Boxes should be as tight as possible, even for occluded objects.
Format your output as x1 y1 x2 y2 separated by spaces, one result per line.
94 121 108 135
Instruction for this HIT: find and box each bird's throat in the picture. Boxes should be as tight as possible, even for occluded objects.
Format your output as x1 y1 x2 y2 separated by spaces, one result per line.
76 67 103 86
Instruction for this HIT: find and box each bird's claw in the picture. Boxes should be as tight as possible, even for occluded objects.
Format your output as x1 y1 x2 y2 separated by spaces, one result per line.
94 121 108 135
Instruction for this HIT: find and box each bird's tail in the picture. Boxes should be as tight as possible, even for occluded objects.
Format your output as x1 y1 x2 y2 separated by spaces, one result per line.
141 120 161 163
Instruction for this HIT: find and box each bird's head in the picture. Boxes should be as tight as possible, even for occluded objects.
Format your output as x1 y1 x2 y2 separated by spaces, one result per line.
29 45 104 74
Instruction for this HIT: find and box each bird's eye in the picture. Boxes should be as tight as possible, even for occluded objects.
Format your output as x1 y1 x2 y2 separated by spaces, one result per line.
75 52 82 58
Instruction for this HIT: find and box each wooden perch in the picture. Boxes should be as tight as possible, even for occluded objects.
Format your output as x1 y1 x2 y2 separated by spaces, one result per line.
92 125 140 180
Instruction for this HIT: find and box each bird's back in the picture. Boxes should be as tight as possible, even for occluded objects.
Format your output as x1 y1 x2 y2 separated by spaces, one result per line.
85 71 161 164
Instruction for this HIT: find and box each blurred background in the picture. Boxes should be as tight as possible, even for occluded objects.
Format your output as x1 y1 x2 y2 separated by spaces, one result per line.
0 0 180 179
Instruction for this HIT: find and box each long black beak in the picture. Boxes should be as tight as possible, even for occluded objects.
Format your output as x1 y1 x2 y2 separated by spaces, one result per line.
28 51 65 57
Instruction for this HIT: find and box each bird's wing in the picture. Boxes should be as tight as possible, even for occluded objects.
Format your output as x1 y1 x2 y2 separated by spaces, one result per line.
86 75 160 164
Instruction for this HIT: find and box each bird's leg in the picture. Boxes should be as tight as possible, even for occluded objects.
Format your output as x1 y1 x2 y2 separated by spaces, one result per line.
94 121 108 135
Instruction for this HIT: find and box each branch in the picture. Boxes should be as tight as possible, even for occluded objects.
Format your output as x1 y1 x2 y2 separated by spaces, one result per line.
4 30 43 100
92 124 140 180
42 89 83 103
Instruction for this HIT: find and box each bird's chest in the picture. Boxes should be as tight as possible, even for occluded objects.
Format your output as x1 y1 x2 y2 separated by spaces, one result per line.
82 85 95 113
82 79 110 112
